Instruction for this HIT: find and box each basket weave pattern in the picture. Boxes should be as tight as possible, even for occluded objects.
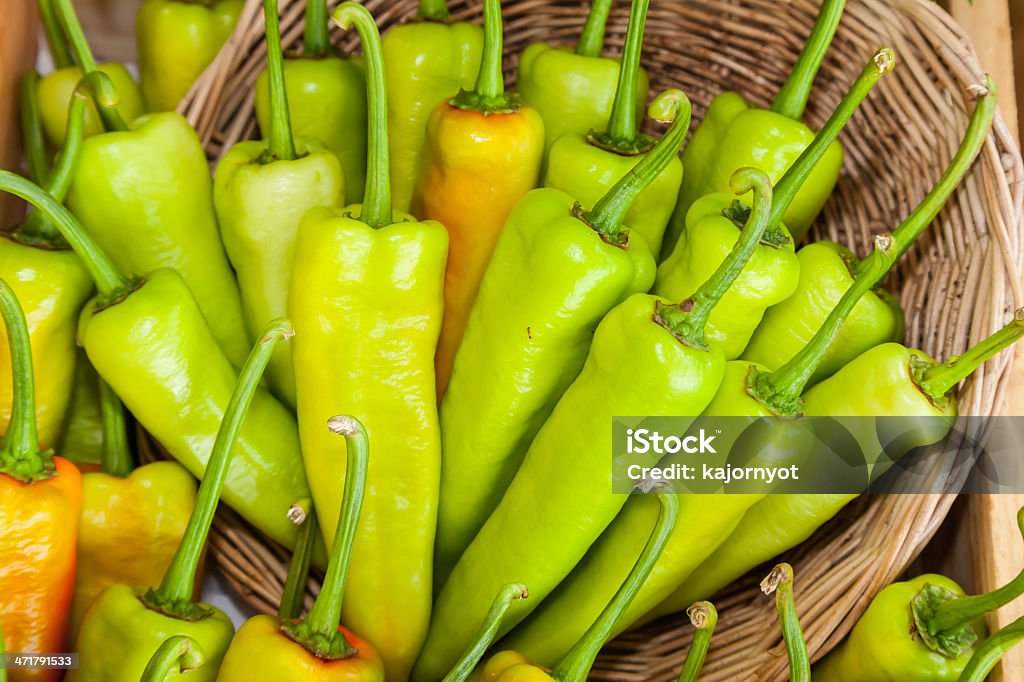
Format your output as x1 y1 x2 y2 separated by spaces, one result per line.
162 0 1024 679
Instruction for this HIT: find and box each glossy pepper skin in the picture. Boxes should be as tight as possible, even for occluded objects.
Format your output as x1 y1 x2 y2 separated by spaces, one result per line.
517 0 649 154
217 0 346 406
137 0 242 111
290 7 444 680
416 169 773 682
1 77 95 449
742 78 997 383
56 351 104 467
412 0 544 398
0 276 83 682
649 311 1024 624
140 636 206 681
215 416 385 682
0 172 312 554
254 0 367 204
71 320 294 682
381 0 482 213
36 0 144 147
661 0 846 255
541 0 677 255
477 493 679 682
433 91 689 588
656 48 895 359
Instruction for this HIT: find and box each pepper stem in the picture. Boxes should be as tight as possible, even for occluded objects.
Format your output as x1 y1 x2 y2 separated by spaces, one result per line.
575 0 612 57
855 77 996 275
451 0 516 113
769 48 894 232
677 602 717 682
39 0 74 69
553 492 679 682
282 415 370 658
20 72 48 184
333 3 392 228
957 612 1024 682
761 564 810 682
144 320 294 620
443 583 530 682
0 278 51 482
140 636 205 682
278 498 319 621
657 168 773 348
262 0 297 161
303 0 330 56
0 172 134 303
581 89 691 243
752 234 897 415
914 309 1024 400
51 0 125 133
418 0 450 21
599 0 651 150
98 378 132 478
772 0 846 119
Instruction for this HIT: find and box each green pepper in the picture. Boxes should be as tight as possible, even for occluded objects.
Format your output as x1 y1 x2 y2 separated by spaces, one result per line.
957 611 1024 682
661 0 846 256
290 6 445 680
676 603 716 682
36 0 144 147
763 564 811 682
414 167 774 681
1 76 95 449
381 0 483 212
648 308 1024 625
741 78 997 383
657 48 894 359
216 0 345 406
70 319 292 682
56 351 104 467
0 172 312 554
254 0 366 204
137 0 242 111
517 0 649 155
139 636 205 682
434 90 687 588
542 0 677 255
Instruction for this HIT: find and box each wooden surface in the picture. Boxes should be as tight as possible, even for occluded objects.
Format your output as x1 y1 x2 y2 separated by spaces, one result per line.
944 2 1024 680
0 0 36 226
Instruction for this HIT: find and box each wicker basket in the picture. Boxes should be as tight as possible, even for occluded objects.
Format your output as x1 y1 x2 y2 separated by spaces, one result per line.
166 0 1024 679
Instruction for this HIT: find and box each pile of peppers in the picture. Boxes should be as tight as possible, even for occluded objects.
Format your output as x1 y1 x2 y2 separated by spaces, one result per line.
1 0 1022 680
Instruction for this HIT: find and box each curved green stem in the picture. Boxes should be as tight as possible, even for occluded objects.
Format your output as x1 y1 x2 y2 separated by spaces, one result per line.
957 613 1024 682
418 0 450 21
575 0 612 58
581 89 691 243
99 378 132 478
39 0 74 69
282 415 370 659
263 0 296 161
303 0 330 56
553 492 679 682
140 636 205 682
333 3 392 228
144 320 294 620
769 48 894 232
761 564 810 682
0 278 51 482
753 234 897 415
657 168 772 348
443 583 530 682
600 0 650 149
51 0 124 133
474 0 503 100
20 72 49 184
279 498 318 620
855 77 996 275
772 0 846 119
915 308 1024 400
0 172 133 303
677 602 717 682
